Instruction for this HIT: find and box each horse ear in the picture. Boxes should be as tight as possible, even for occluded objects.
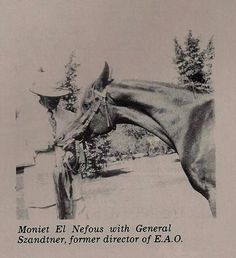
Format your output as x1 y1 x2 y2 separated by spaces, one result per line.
95 62 113 92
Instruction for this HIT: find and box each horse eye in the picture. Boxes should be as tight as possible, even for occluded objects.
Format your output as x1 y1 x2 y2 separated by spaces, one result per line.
83 103 89 109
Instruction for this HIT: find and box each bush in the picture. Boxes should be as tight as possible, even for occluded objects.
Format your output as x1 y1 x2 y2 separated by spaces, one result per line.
84 135 111 178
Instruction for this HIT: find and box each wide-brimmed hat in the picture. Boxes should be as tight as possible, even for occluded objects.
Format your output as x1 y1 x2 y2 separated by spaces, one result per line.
30 87 70 97
30 74 70 97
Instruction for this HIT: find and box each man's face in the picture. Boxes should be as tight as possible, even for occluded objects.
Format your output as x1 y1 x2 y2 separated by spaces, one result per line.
39 96 61 111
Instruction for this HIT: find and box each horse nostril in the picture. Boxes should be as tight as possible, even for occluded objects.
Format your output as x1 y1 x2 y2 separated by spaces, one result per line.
58 134 65 142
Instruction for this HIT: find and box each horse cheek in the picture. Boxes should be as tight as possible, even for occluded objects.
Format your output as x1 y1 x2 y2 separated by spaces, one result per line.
93 114 107 134
88 118 103 137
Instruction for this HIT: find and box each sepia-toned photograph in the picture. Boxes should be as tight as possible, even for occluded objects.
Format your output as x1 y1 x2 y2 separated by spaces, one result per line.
15 2 215 222
1 0 236 257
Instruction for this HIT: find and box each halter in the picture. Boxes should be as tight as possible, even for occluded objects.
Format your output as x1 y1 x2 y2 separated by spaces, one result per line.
56 86 115 149
94 88 115 130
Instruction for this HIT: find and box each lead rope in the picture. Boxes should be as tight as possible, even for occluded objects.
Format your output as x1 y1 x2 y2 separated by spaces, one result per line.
48 109 57 140
48 109 74 202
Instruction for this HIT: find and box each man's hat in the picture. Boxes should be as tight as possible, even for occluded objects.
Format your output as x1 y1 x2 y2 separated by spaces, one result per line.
30 86 70 97
30 74 70 97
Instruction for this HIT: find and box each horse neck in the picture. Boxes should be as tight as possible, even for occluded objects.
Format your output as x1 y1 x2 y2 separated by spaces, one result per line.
108 81 211 151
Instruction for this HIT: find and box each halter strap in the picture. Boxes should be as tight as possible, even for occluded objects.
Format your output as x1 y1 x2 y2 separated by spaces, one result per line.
94 88 107 98
94 88 115 130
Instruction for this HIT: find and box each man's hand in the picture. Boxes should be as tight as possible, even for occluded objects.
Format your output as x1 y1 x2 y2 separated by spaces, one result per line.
62 139 76 152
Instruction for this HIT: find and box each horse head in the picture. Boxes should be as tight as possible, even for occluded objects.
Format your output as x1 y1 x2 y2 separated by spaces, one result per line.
56 62 115 148
79 62 115 139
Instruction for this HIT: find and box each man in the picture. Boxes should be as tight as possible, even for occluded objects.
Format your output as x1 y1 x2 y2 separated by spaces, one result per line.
30 82 86 170
30 80 86 219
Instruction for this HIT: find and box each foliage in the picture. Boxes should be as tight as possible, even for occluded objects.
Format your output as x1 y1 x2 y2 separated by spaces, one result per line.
108 125 174 160
121 124 153 156
122 124 151 140
83 124 174 178
173 30 215 93
58 51 80 112
203 38 215 88
84 134 112 178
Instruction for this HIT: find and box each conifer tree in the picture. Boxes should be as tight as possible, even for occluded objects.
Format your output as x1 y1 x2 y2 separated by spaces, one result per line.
58 51 80 112
203 37 215 88
174 30 215 92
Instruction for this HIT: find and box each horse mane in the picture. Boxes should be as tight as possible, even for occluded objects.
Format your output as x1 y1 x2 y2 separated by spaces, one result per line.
119 79 184 90
118 79 213 95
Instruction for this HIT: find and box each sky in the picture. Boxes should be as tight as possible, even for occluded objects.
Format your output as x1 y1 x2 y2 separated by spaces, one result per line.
3 0 233 105
1 0 236 151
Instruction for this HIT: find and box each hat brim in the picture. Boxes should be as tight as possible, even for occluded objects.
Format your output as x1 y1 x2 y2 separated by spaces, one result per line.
29 88 70 97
